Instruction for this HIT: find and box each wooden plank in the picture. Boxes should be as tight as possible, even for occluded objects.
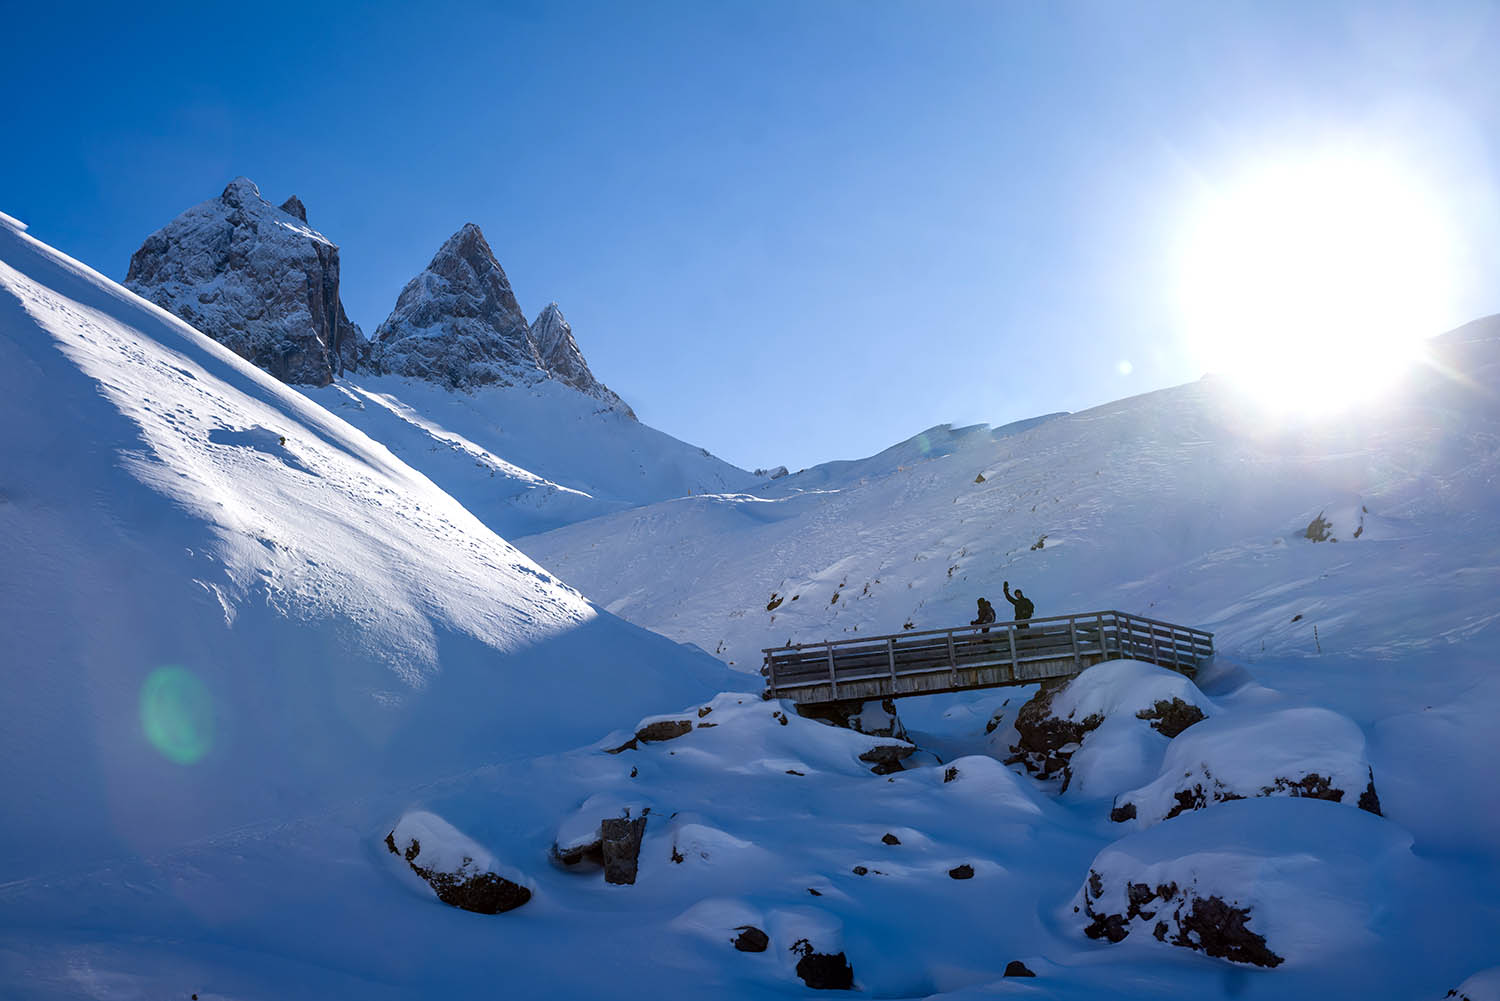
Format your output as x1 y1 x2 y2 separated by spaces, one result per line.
826 645 838 700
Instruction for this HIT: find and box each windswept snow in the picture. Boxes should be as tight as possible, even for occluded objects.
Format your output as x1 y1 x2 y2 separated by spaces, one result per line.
0 216 731 880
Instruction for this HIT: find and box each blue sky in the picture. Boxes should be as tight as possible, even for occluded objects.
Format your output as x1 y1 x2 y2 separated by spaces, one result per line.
5 0 1499 471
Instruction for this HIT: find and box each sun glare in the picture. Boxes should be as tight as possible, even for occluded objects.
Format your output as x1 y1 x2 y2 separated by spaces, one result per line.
1177 155 1453 414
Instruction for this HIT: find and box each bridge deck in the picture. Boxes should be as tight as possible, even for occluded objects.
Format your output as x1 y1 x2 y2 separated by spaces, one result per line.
761 610 1212 707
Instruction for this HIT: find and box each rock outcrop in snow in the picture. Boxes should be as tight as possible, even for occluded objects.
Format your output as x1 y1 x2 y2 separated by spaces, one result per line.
125 177 365 385
1110 707 1382 827
369 225 633 414
531 302 635 417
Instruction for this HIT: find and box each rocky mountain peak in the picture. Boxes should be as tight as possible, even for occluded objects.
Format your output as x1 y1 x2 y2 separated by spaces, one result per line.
125 178 363 386
368 223 540 391
279 195 308 222
530 303 635 419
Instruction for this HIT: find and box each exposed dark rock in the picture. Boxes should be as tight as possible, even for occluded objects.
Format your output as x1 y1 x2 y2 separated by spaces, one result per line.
1171 896 1284 967
948 864 974 880
1305 512 1333 542
126 177 366 386
278 195 307 222
790 939 855 990
601 816 647 885
1358 771 1383 816
732 925 769 952
943 766 959 783
858 743 915 775
786 769 805 776
697 705 713 718
1009 680 1103 787
1135 698 1207 738
1110 801 1137 823
852 866 869 876
1003 960 1036 977
881 833 901 845
1084 911 1128 943
807 888 822 896
637 719 693 743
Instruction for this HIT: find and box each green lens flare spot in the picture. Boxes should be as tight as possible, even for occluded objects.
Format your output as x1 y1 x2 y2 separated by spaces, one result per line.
140 667 214 765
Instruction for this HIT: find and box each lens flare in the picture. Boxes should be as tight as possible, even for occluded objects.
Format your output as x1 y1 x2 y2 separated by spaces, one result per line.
140 666 214 765
1175 152 1454 414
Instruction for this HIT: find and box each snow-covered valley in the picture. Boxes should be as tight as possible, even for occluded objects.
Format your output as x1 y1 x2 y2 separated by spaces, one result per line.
2 203 1498 1001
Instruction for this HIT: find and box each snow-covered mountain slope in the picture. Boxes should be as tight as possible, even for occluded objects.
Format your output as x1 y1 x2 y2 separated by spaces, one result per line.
2 211 1497 1000
519 327 1500 675
0 212 732 882
126 178 365 385
300 373 757 536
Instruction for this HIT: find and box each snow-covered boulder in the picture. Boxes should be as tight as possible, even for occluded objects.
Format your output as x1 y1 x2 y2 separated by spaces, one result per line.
126 177 365 385
1074 798 1413 967
530 302 634 417
1007 661 1215 792
385 811 532 914
1110 706 1382 828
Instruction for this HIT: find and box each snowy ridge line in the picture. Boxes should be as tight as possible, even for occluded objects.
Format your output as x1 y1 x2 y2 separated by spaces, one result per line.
0 210 26 232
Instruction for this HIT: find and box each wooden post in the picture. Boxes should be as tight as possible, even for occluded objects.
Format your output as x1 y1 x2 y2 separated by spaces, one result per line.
1150 623 1161 666
887 637 898 693
826 644 838 700
1069 616 1082 672
946 630 958 688
1006 624 1019 679
765 651 777 696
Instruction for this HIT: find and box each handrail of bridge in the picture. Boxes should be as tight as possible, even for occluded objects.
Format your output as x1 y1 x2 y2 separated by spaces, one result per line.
760 609 1213 703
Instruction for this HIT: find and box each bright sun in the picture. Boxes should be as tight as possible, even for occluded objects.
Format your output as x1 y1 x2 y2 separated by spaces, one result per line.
1177 155 1453 414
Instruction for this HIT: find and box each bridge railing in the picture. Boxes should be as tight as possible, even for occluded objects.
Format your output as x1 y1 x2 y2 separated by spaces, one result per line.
760 610 1213 703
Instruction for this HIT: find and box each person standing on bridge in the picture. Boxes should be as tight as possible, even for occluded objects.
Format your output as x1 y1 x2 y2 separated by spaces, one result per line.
1003 581 1034 628
971 597 996 634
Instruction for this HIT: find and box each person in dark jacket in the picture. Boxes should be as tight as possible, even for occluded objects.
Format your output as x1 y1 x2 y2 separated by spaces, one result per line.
1003 581 1034 626
971 597 997 634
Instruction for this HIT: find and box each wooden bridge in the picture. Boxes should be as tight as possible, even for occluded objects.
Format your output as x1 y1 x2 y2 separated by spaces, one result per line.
761 610 1213 707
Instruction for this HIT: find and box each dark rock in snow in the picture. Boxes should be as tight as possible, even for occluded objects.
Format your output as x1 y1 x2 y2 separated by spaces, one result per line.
881 833 901 845
732 925 769 952
1358 770 1383 815
790 939 855 990
1003 960 1036 977
126 177 366 386
948 864 975 880
1134 698 1207 738
1110 801 1137 823
638 719 693 743
1009 680 1103 788
858 743 915 775
601 816 647 885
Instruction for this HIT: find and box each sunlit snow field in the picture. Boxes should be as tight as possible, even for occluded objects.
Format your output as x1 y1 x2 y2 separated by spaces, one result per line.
1 211 1497 999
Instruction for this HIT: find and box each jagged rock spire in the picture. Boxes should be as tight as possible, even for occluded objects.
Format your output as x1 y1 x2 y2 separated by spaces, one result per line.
530 303 635 418
125 177 364 385
368 223 541 390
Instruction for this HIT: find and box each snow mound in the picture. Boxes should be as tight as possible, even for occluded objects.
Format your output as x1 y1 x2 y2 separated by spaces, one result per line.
1009 660 1215 793
1112 707 1380 828
1075 798 1413 967
0 217 731 880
